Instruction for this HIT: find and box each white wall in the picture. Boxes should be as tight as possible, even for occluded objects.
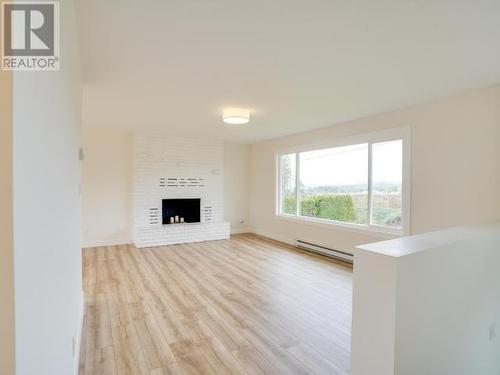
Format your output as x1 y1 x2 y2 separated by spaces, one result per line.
0 50 14 375
249 85 500 252
82 128 133 247
81 131 252 244
224 143 250 233
81 85 500 248
12 0 84 374
352 223 500 375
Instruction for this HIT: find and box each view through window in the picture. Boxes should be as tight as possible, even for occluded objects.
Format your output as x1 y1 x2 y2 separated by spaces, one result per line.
279 153 296 215
279 139 404 232
371 140 403 228
300 144 368 224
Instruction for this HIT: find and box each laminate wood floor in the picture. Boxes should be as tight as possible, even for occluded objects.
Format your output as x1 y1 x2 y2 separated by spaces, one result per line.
79 234 353 375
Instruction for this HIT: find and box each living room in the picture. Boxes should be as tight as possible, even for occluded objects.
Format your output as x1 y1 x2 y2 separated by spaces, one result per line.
1 1 499 375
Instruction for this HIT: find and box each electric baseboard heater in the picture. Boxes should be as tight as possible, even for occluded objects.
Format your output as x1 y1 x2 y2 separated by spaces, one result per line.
296 239 353 263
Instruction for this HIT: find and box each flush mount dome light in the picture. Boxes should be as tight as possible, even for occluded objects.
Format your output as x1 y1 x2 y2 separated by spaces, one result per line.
223 108 250 125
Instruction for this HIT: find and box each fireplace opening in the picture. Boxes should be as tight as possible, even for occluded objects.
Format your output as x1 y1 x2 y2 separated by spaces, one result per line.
162 198 201 225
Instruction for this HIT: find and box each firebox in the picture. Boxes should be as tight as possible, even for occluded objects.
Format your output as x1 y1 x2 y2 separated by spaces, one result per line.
162 198 201 224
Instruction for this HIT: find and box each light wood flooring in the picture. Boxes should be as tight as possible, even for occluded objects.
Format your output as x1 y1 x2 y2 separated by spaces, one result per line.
79 234 353 375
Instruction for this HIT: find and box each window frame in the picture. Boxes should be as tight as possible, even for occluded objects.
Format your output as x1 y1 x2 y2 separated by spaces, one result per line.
276 127 411 237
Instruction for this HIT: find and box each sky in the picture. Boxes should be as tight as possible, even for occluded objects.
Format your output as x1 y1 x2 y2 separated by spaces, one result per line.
298 140 402 187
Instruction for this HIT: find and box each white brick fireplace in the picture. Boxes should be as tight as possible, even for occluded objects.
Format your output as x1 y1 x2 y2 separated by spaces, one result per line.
133 134 230 248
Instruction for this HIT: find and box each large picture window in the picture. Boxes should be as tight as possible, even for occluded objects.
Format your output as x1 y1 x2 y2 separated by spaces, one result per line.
278 132 408 234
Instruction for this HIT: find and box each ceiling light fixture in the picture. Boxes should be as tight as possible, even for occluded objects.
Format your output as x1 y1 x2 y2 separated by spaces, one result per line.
223 108 250 125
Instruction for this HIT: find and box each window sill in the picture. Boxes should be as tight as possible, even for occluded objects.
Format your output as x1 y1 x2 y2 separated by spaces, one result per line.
276 214 404 239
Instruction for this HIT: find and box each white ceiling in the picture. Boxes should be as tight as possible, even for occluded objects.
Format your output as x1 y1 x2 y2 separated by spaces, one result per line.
77 0 500 143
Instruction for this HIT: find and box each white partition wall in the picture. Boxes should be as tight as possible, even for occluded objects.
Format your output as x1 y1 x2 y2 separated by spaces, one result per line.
0 54 14 375
11 1 84 374
133 134 230 248
351 223 500 375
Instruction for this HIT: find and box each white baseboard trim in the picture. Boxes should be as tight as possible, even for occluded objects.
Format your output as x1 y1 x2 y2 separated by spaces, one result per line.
230 226 253 235
73 289 84 375
83 227 290 246
83 238 132 248
249 227 357 256
247 227 296 246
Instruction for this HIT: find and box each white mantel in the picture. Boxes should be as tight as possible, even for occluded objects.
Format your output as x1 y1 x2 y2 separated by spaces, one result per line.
133 134 230 248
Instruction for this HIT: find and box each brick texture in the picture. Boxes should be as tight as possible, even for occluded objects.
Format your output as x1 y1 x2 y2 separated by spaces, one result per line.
133 134 230 248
